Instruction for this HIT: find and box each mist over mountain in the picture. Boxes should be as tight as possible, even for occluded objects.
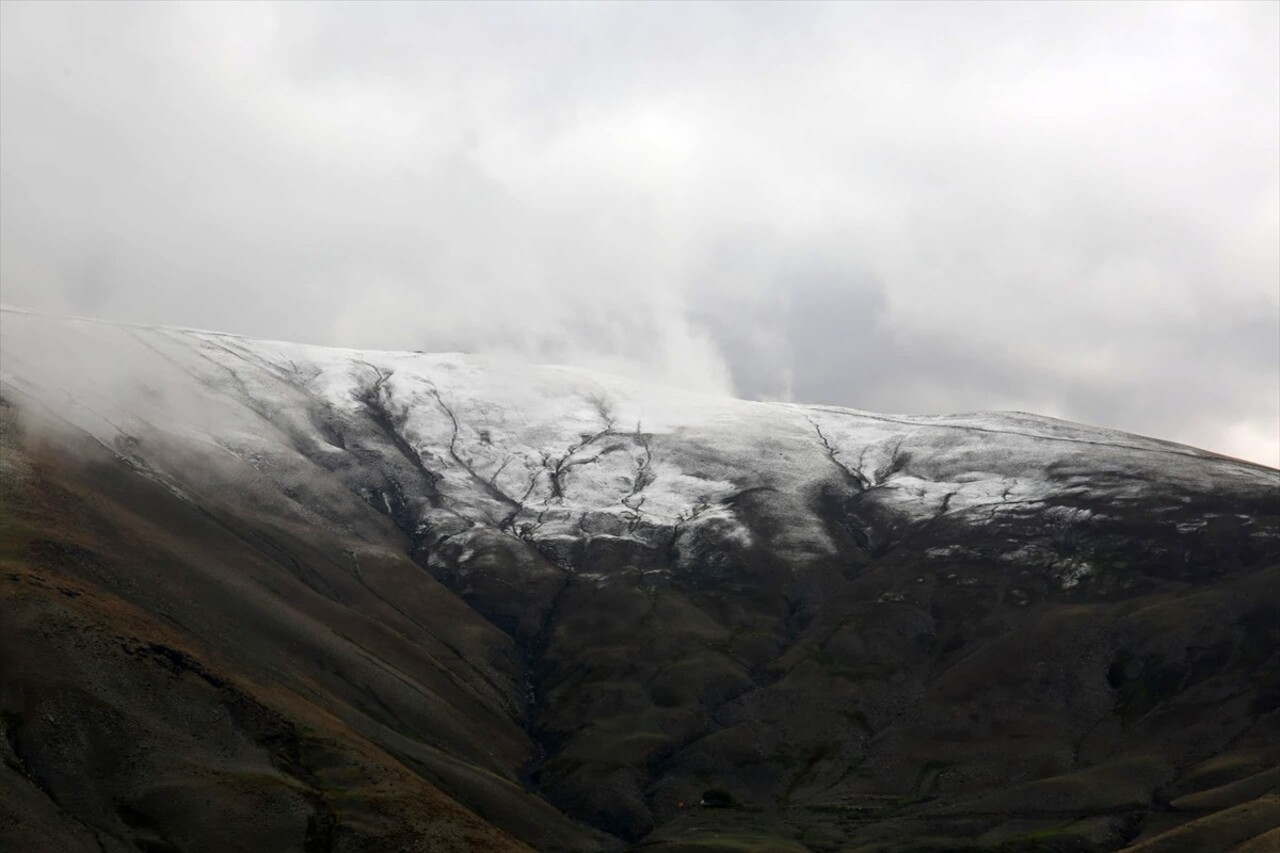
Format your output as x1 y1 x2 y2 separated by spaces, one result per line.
3 2 1277 469
1 307 1277 852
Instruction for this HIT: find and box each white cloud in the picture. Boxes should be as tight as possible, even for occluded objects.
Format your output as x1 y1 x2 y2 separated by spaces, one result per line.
1 1 1275 465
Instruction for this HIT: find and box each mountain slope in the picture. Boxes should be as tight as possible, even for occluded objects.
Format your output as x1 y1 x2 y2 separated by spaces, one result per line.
1 306 1277 852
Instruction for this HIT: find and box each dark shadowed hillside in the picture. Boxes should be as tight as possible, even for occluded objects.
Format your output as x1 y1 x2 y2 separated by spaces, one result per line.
2 307 1277 852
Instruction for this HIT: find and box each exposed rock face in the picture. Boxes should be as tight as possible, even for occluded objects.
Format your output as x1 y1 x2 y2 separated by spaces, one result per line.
2 306 1277 852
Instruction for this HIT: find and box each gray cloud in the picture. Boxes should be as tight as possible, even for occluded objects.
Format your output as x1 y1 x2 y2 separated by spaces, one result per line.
1 1 1276 465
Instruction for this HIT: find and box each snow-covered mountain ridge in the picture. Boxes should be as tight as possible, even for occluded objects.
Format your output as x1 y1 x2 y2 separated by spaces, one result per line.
2 305 1272 589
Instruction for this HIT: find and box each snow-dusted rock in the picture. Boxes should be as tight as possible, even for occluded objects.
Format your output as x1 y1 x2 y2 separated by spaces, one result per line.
2 305 1274 578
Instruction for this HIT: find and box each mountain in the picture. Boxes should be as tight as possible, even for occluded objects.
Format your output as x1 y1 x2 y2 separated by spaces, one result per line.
1 305 1277 853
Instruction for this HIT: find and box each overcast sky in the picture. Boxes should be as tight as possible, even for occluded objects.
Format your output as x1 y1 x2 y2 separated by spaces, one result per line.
2 1 1277 466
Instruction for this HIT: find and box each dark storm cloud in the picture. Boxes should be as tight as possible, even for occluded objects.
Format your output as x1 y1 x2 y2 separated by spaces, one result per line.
1 1 1276 464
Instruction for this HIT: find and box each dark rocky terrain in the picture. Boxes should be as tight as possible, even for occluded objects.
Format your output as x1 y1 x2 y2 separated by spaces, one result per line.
1 307 1278 852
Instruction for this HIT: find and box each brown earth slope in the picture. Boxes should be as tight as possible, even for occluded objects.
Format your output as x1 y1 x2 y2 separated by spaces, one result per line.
0 399 611 852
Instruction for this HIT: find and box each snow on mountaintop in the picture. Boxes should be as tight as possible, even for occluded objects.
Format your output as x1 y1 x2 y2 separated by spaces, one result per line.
1 306 1274 576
